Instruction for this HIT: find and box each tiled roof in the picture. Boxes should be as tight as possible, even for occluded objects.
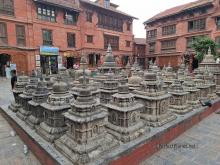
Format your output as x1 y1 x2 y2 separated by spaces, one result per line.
145 0 214 24
134 38 146 45
34 0 81 11
80 0 138 19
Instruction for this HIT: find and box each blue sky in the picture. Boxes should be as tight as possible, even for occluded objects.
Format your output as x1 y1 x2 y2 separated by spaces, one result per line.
109 0 197 38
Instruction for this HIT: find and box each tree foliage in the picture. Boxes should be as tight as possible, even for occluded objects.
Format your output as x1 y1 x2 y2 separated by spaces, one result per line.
191 36 218 62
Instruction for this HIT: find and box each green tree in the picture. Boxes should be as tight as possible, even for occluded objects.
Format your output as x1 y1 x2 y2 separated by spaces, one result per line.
191 36 218 62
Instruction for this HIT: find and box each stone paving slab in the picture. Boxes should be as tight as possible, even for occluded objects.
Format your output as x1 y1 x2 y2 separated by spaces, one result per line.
141 113 220 165
0 78 41 165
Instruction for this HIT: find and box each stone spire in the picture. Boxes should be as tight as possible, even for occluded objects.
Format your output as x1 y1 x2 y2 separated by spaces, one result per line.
102 44 117 68
131 57 141 71
201 47 215 64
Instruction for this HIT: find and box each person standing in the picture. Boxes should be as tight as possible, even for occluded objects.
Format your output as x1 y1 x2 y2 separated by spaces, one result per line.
11 70 17 89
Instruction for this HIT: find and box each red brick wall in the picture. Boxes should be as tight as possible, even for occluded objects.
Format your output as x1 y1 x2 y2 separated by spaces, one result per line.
0 0 134 74
145 2 220 68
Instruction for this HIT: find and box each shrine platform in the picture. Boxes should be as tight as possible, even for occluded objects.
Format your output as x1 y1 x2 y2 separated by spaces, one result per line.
0 78 220 165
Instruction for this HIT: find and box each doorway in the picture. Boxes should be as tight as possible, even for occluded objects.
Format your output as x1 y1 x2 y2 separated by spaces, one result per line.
40 55 58 74
66 57 75 69
0 54 11 77
88 54 100 67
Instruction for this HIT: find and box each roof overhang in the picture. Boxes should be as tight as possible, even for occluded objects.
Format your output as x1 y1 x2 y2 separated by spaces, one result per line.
33 0 81 12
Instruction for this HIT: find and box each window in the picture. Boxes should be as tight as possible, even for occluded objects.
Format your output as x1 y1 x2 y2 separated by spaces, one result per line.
37 4 56 22
64 11 78 25
188 18 206 32
104 35 119 51
161 39 176 52
67 33 75 47
126 41 131 47
16 25 26 46
162 25 176 36
127 22 131 31
87 35 93 43
98 13 123 32
200 9 207 15
86 11 93 22
42 29 52 46
147 29 157 40
0 22 7 45
216 37 220 48
104 0 110 8
149 42 155 53
216 17 220 30
0 0 14 15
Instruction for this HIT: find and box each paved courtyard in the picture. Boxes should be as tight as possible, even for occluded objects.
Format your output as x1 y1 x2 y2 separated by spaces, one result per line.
142 113 220 165
0 78 41 165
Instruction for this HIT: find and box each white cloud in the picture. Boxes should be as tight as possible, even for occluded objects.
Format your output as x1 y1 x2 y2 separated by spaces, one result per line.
109 0 197 38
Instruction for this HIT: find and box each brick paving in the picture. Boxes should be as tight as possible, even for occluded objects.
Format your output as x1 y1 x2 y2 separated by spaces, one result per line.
0 78 41 165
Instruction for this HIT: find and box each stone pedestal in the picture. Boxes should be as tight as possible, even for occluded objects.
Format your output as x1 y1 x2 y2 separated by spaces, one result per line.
194 74 210 100
133 72 176 127
37 78 74 142
55 83 118 164
106 84 148 142
169 80 192 114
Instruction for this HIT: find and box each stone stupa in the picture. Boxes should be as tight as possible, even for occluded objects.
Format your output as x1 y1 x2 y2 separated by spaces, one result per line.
133 71 176 127
54 72 118 165
9 72 29 112
105 83 148 142
37 76 74 142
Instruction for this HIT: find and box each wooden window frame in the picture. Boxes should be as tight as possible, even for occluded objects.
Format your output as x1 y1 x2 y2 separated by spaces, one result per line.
87 35 93 43
16 25 26 47
0 0 14 16
162 24 176 36
67 33 76 48
188 18 206 32
42 29 53 46
37 4 56 23
64 11 78 25
0 22 8 45
104 34 119 51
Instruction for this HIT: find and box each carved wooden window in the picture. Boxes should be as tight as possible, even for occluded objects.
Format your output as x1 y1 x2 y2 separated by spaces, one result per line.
87 35 93 43
216 17 220 30
86 11 93 22
161 39 176 52
98 13 123 32
149 42 155 53
188 18 206 32
16 25 26 46
0 0 14 15
126 41 131 47
162 24 176 36
67 33 75 48
104 34 119 51
0 22 7 45
147 29 157 40
64 11 78 25
42 29 53 46
37 4 56 22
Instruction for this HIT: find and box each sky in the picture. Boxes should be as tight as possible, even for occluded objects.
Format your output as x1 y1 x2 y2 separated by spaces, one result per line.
108 0 197 38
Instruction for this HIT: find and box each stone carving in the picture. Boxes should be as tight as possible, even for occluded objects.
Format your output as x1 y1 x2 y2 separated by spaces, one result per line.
128 69 143 91
105 83 148 142
37 76 74 142
133 71 176 127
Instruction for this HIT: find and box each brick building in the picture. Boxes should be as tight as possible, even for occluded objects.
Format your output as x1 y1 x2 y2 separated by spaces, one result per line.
0 0 136 76
144 0 220 68
133 38 147 69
